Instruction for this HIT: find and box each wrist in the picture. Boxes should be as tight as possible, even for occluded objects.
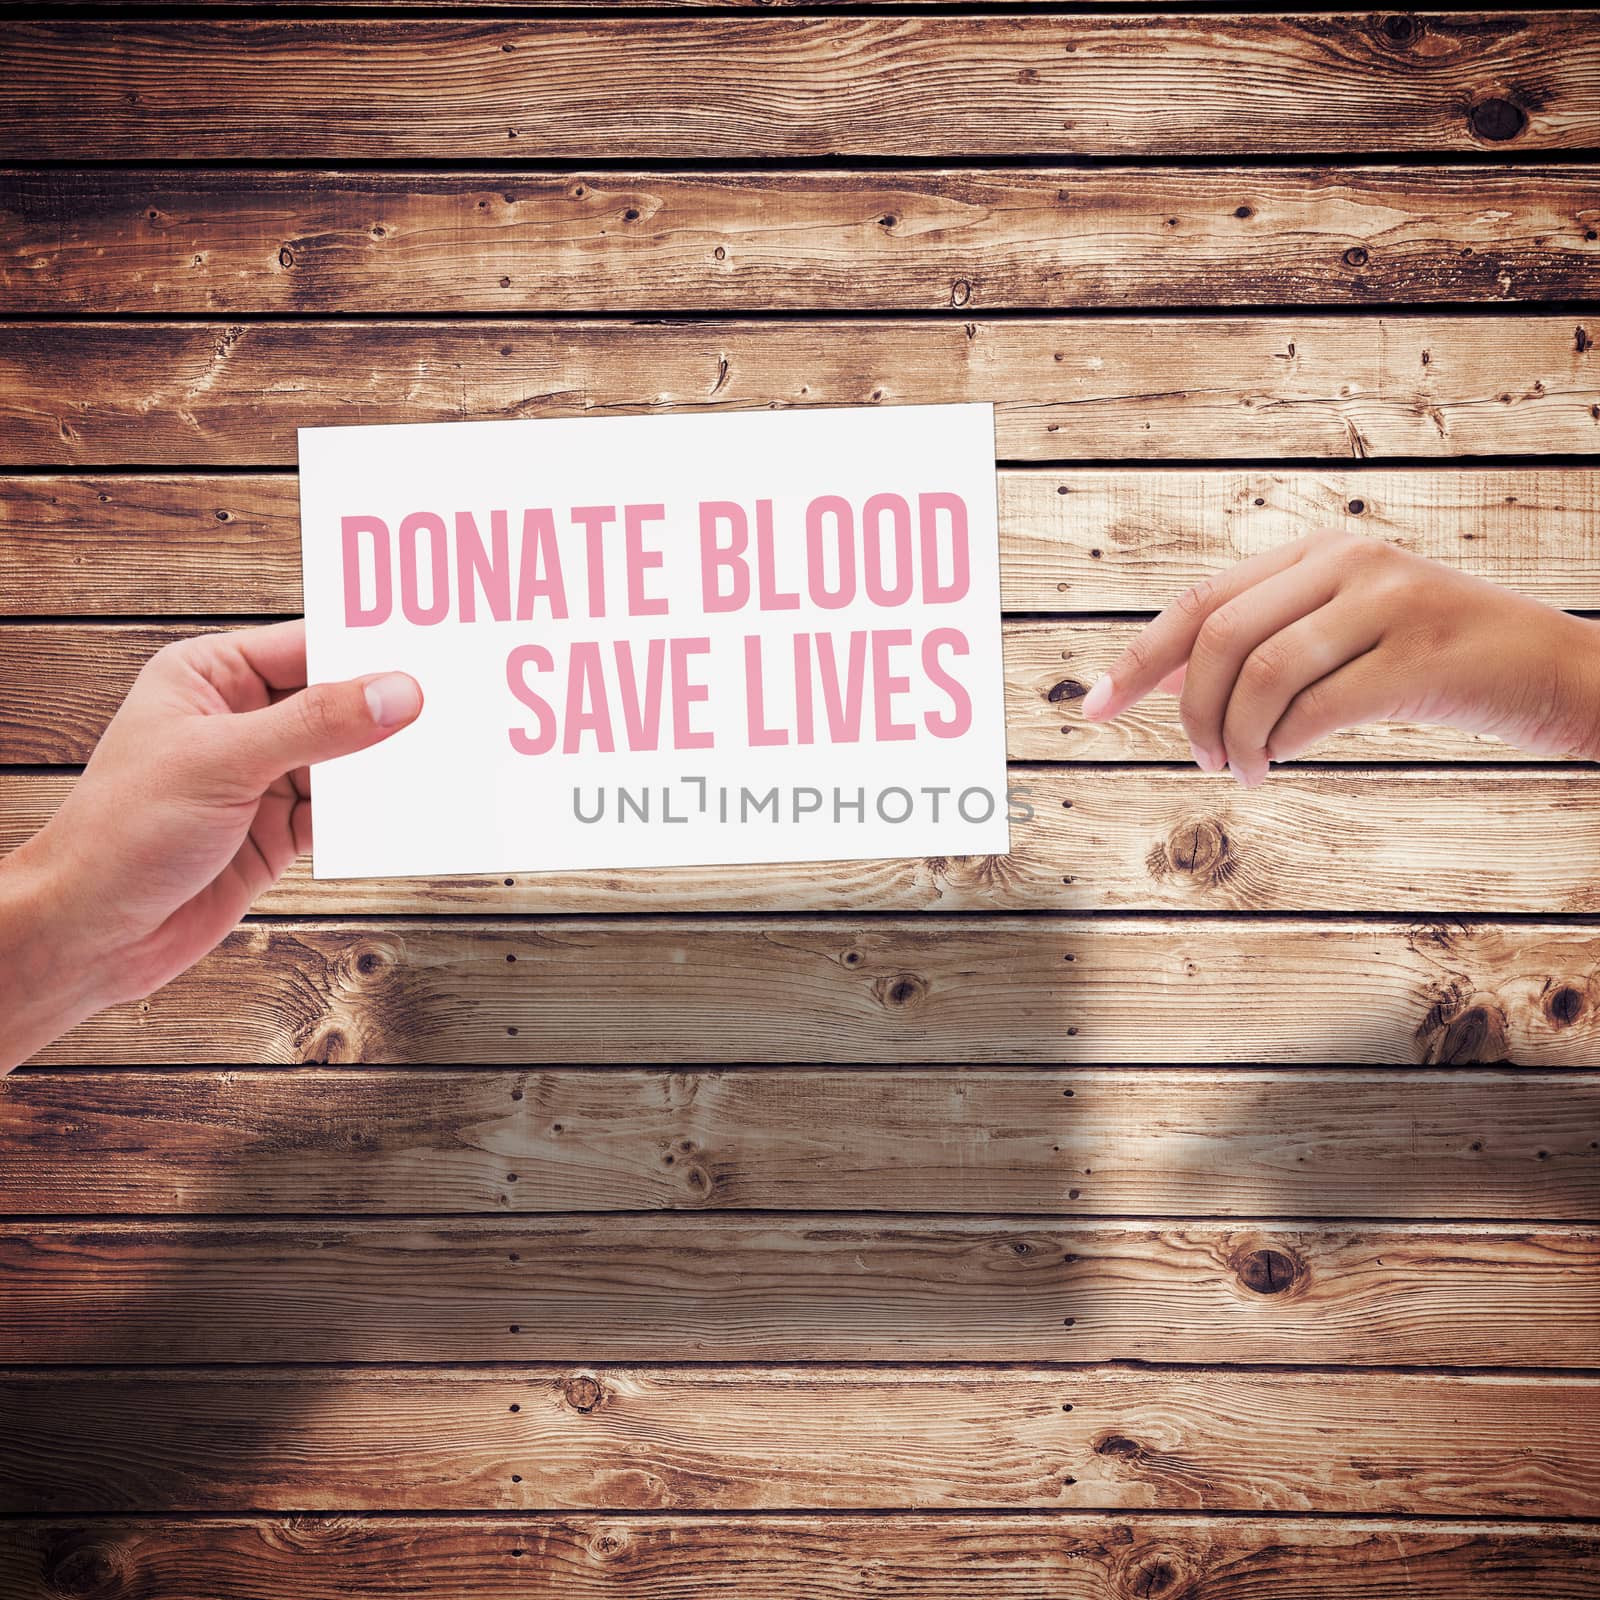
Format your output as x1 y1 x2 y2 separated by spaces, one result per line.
0 827 117 1071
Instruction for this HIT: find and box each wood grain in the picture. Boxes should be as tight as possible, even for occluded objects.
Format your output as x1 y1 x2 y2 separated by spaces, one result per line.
3 1068 1594 1217
4 1219 1594 1367
0 474 305 615
1003 466 1600 611
10 768 1600 916
3 1365 1595 1514
7 468 1599 617
5 619 1573 765
24 917 1600 1066
4 318 1598 467
5 16 1600 160
7 167 1599 313
4 1515 1597 1600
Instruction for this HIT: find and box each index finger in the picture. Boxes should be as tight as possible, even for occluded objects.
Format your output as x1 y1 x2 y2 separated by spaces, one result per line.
225 618 309 693
1079 537 1315 722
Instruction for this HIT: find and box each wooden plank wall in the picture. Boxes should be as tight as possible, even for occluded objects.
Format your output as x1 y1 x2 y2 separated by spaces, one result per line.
1 6 1598 1598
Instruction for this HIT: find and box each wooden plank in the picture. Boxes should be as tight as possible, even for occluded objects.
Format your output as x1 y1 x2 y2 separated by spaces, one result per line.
8 167 1600 313
4 17 1599 160
4 620 1568 766
2 1365 1595 1514
3 1219 1594 1367
3 1068 1594 1217
0 0 1231 6
3 318 1598 468
0 474 303 615
3 1516 1597 1600
1005 466 1600 612
26 917 1600 1067
7 468 1600 617
8 768 1600 916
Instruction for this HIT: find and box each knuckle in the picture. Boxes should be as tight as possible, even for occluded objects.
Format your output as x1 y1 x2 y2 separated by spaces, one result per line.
1173 578 1216 620
1336 535 1396 579
1291 676 1332 728
297 682 346 745
1292 527 1348 566
147 630 236 686
133 639 195 699
1240 638 1288 691
147 636 198 675
1119 632 1156 678
1373 567 1425 615
1195 605 1241 658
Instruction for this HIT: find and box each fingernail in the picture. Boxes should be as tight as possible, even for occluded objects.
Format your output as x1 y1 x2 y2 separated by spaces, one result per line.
364 672 422 727
1079 674 1113 720
1189 742 1218 773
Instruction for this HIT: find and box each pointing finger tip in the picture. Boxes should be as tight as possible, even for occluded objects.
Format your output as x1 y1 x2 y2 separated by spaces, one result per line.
1078 673 1115 720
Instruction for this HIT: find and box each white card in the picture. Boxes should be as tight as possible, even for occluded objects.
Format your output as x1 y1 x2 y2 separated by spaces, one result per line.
298 404 1009 878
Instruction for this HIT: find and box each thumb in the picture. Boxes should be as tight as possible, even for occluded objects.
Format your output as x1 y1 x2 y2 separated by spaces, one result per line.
215 671 423 788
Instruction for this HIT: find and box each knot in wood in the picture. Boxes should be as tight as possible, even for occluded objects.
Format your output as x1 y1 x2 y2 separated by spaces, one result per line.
1378 13 1422 46
1415 988 1508 1063
1048 677 1088 704
565 1374 603 1412
280 1515 365 1551
299 1026 347 1064
350 943 388 980
1546 984 1585 1028
1095 1433 1143 1460
1468 97 1527 142
1127 1556 1182 1599
42 1537 127 1599
1179 820 1227 876
1438 1005 1496 1061
1236 1246 1301 1294
876 972 928 1010
1153 817 1232 886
